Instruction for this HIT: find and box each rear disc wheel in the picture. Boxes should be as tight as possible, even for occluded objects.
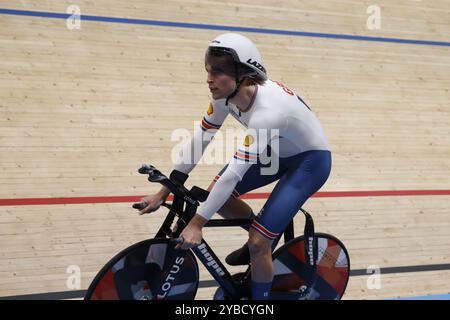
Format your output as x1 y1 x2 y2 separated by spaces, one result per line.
270 233 350 300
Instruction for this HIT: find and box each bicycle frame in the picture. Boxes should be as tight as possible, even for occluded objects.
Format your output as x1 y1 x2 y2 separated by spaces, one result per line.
158 206 298 299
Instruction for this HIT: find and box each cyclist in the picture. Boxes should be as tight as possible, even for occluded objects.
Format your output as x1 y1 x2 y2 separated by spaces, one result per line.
139 33 331 300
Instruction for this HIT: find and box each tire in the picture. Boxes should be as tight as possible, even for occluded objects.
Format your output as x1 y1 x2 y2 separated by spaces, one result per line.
84 238 199 300
270 233 350 300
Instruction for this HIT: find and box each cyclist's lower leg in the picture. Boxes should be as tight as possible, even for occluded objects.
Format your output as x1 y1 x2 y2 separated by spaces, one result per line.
248 228 274 300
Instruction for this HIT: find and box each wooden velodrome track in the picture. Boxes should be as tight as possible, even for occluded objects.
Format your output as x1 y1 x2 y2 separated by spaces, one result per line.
1 1 449 300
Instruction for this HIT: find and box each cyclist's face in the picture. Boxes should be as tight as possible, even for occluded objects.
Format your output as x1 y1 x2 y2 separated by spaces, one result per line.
205 56 236 100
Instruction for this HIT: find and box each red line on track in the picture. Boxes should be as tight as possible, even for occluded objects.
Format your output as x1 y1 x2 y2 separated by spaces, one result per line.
1 190 449 206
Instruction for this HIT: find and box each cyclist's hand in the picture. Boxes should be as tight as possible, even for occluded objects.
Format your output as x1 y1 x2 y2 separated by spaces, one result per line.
176 224 203 250
138 194 164 215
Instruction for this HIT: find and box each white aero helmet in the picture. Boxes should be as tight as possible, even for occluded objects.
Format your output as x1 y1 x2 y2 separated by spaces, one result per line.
207 33 268 81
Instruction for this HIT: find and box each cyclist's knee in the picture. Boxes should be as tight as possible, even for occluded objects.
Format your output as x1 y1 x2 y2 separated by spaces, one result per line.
248 229 273 256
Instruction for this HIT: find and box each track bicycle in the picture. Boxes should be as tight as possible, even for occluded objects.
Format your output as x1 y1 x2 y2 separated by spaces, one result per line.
85 165 350 300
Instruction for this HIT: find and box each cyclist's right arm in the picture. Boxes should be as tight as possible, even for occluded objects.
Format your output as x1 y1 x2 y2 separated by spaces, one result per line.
171 101 228 174
139 101 229 214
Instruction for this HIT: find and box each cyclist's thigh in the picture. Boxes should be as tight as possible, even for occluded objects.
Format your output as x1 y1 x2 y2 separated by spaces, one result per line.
213 161 286 198
252 150 332 239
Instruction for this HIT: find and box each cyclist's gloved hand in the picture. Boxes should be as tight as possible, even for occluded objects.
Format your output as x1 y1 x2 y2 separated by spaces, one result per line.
175 225 203 250
136 194 164 215
175 215 207 250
